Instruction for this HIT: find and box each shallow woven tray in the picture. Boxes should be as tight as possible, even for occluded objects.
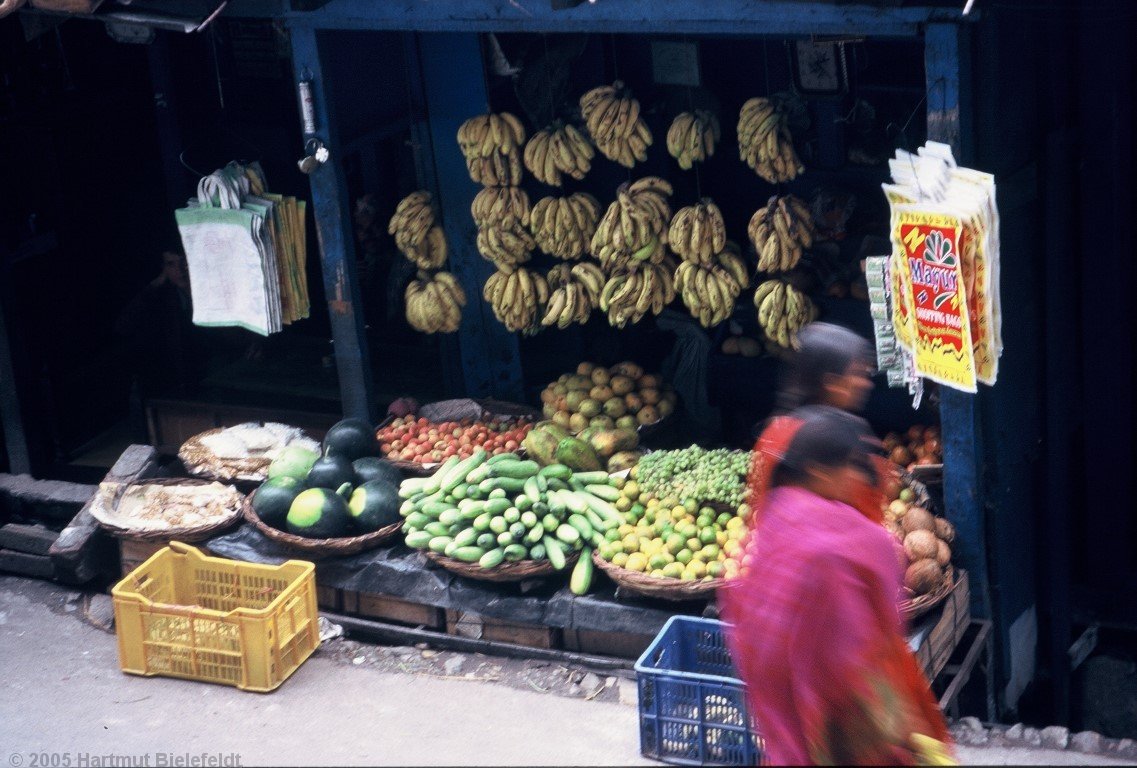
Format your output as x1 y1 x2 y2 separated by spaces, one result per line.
376 414 535 478
592 550 724 603
91 478 244 543
179 427 295 483
241 492 401 558
900 564 956 622
424 550 579 583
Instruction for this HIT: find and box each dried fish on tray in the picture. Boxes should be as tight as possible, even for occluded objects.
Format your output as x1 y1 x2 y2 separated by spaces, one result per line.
91 478 245 542
180 422 320 482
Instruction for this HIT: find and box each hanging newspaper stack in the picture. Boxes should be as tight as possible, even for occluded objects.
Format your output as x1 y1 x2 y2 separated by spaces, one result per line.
174 162 309 336
882 141 1002 396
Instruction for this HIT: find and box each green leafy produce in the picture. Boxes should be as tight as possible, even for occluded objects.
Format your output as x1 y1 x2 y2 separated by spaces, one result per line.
631 446 750 507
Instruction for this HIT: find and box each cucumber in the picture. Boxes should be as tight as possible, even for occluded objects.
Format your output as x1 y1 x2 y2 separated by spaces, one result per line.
509 521 527 540
523 476 542 504
556 524 580 546
546 478 570 492
535 474 549 493
487 452 520 465
520 510 538 528
460 503 488 521
477 532 497 550
438 508 463 527
399 499 419 517
424 521 450 538
543 536 567 570
452 545 486 563
504 508 521 524
405 531 433 549
585 495 623 525
448 523 463 537
467 486 486 501
490 459 540 479
532 501 549 516
440 450 489 495
465 464 493 485
473 511 493 532
420 456 461 496
503 543 528 562
515 495 533 512
398 477 432 499
488 488 508 500
404 512 430 531
542 514 560 533
421 500 451 519
573 471 612 485
428 535 452 554
444 539 461 557
529 543 547 561
569 477 587 493
479 547 506 569
570 547 594 595
483 498 511 516
538 463 573 481
561 491 591 515
525 523 546 545
585 484 621 503
548 493 567 516
567 513 594 541
452 484 469 501
497 530 515 547
590 531 606 549
453 528 480 548
489 516 509 535
487 477 527 493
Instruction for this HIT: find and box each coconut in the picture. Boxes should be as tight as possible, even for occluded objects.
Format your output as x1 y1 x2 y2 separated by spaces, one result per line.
901 506 935 535
935 517 956 543
904 529 939 562
935 539 952 567
905 559 944 595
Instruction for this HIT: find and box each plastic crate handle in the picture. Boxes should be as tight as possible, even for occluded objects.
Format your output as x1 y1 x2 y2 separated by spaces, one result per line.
167 541 197 556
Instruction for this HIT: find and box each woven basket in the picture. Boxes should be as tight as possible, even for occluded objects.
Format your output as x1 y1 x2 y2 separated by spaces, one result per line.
241 492 401 558
900 565 956 622
91 478 244 543
592 550 723 602
424 550 578 583
178 428 276 483
375 412 535 478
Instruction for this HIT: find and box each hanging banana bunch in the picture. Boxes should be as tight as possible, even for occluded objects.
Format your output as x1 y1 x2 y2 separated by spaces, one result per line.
666 110 720 170
456 112 526 186
599 257 678 329
749 194 816 273
736 97 803 184
579 81 652 169
531 193 601 261
405 270 466 334
483 266 549 333
523 121 595 186
668 199 728 266
675 242 751 328
388 191 448 270
471 187 531 229
540 262 606 329
753 278 818 349
590 177 673 271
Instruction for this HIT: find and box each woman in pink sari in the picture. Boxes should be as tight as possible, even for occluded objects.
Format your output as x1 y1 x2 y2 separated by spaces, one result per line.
720 408 952 765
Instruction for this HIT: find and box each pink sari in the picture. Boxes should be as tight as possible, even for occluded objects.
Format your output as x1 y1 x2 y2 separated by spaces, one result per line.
719 487 951 766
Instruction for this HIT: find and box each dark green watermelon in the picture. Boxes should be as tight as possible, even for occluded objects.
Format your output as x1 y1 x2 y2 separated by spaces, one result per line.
352 456 402 487
323 418 379 462
287 488 351 539
306 451 354 490
348 480 401 532
252 476 304 530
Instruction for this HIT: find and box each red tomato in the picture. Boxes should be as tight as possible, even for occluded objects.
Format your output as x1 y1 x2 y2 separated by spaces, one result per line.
504 439 518 451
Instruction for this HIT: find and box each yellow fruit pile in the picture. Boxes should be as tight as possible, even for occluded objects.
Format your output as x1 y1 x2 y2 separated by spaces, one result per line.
595 482 751 582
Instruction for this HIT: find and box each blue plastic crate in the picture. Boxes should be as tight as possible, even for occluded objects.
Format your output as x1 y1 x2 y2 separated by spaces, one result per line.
634 616 762 766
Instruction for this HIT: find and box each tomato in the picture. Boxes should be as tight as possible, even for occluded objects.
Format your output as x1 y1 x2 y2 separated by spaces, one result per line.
505 439 518 451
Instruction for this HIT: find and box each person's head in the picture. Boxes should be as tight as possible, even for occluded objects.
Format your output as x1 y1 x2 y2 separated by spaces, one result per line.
770 406 876 506
776 322 874 414
161 249 189 291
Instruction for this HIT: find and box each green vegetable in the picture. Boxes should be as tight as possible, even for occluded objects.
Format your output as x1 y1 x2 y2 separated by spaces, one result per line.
570 547 594 595
405 531 433 549
479 548 506 568
543 536 567 570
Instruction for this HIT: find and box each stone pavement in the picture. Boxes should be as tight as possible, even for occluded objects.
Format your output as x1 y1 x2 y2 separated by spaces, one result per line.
2 575 1134 766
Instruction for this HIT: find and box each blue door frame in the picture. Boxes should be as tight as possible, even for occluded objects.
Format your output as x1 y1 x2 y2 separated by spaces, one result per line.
282 0 1029 713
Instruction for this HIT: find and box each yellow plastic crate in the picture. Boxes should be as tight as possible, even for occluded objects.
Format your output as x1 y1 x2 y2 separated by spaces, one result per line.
112 542 320 692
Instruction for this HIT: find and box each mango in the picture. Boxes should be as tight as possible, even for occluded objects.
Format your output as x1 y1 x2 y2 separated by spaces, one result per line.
555 437 602 472
589 428 639 459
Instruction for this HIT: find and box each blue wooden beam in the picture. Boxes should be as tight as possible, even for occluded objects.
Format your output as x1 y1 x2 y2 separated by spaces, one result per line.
284 0 969 37
290 27 378 423
925 23 990 624
414 32 525 402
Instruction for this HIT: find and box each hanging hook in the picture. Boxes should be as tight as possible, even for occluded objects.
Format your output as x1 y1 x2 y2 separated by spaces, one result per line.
179 150 209 179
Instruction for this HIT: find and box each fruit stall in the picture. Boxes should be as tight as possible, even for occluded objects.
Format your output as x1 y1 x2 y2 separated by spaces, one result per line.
78 0 1034 729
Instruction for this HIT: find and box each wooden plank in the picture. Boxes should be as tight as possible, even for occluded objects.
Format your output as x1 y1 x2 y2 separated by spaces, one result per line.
563 629 653 661
445 609 560 650
290 26 377 423
0 523 59 556
316 584 341 612
118 539 168 579
284 0 968 37
347 591 445 630
913 570 971 681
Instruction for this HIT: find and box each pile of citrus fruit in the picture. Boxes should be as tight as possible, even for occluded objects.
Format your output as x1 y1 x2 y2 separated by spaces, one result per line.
595 479 751 581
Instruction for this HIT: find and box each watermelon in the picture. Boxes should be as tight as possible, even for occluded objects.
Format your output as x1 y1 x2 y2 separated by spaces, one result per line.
348 480 401 532
252 476 304 530
323 418 379 462
287 488 351 539
306 451 354 491
352 456 402 487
